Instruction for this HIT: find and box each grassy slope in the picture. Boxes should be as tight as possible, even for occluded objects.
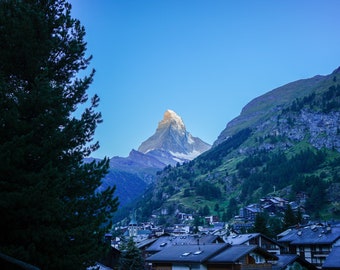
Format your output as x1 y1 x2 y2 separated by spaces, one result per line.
135 68 340 223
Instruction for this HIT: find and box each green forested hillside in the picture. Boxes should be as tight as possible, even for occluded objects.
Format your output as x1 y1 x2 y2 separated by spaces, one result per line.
118 70 340 227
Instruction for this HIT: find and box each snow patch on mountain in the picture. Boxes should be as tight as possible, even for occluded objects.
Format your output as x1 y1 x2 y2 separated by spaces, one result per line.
138 109 211 165
170 150 202 160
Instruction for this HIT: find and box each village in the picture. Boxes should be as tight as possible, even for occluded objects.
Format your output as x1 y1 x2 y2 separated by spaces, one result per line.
101 195 340 270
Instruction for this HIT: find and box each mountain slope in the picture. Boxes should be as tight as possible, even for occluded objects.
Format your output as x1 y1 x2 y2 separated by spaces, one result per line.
215 68 339 146
133 67 340 224
100 110 211 207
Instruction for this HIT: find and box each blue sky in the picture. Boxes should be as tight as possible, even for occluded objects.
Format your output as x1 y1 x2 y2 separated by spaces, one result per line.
69 0 340 158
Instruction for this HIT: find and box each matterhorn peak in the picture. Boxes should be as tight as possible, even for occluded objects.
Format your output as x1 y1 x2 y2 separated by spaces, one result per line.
137 109 211 165
158 109 185 132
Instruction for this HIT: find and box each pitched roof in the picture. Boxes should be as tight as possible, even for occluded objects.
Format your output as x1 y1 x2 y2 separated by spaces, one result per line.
272 254 298 269
146 235 223 252
224 233 282 248
322 246 340 269
272 254 317 270
224 233 260 245
146 243 230 264
208 245 277 264
136 238 157 249
277 225 340 245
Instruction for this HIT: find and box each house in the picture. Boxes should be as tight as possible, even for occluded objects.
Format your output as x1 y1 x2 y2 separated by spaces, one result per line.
277 223 340 269
232 220 254 233
145 235 224 255
239 204 262 221
204 215 219 225
322 246 340 270
137 238 158 259
260 197 288 215
224 233 282 255
146 243 278 270
273 254 317 270
177 212 194 221
207 245 277 269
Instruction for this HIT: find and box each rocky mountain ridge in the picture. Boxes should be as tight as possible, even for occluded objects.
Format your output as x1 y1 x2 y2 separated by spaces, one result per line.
130 67 340 224
100 109 211 206
138 110 211 165
214 68 339 147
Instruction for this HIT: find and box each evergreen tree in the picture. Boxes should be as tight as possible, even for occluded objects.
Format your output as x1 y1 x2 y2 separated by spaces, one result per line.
252 213 269 236
267 216 283 239
119 237 144 270
193 215 203 233
283 204 297 229
0 1 118 269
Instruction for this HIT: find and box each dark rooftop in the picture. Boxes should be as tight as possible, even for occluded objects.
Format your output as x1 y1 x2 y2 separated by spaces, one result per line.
322 246 340 269
273 254 317 270
146 234 223 253
146 243 230 263
207 245 255 263
277 224 340 245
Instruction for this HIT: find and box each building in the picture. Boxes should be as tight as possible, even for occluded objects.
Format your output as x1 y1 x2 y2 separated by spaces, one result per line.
146 243 278 270
145 234 224 256
277 223 340 269
224 233 282 255
239 204 262 221
321 246 340 270
273 254 317 270
207 245 278 269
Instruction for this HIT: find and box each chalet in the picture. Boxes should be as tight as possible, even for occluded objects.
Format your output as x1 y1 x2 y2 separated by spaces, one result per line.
207 245 278 269
232 220 254 233
277 223 340 269
260 197 288 209
204 215 219 225
146 243 229 270
145 234 224 255
172 224 191 235
177 212 194 221
146 243 278 270
137 238 158 259
322 246 340 270
239 204 262 221
273 254 317 270
224 233 282 255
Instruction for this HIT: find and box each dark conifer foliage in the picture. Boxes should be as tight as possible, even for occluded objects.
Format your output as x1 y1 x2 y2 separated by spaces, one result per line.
0 1 118 269
118 237 145 270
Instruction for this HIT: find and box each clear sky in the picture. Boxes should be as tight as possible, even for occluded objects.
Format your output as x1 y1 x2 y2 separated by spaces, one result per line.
69 0 340 159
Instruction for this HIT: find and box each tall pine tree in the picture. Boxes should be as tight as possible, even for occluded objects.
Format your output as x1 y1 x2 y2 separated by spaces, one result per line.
0 1 119 269
283 204 297 230
119 237 145 270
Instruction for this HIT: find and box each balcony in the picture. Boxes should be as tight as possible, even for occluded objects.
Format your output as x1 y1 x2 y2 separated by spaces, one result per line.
312 250 329 258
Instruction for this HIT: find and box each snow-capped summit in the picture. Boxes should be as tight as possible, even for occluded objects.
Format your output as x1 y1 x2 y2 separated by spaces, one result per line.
138 109 211 165
99 109 211 207
158 109 185 133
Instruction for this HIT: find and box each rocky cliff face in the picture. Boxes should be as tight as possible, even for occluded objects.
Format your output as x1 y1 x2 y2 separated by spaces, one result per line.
278 110 340 151
138 109 211 165
214 67 340 153
214 69 339 147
